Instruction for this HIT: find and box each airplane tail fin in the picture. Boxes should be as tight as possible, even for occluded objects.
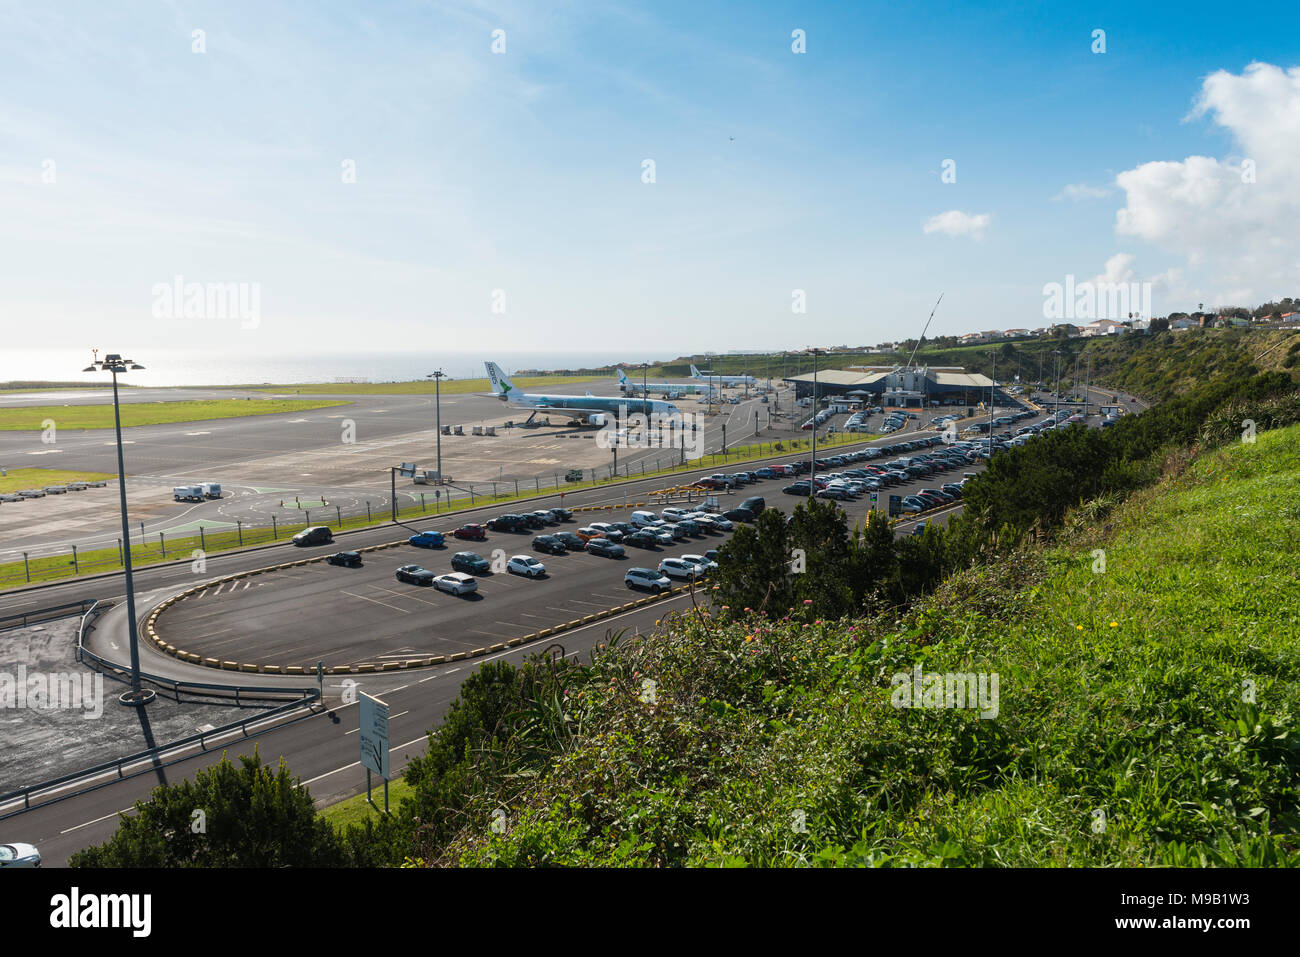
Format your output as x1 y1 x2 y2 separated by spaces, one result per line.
617 368 628 384
690 364 701 377
484 361 515 396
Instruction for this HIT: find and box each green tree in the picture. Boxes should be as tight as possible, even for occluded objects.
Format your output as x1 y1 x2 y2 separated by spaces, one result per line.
70 748 347 867
715 508 793 615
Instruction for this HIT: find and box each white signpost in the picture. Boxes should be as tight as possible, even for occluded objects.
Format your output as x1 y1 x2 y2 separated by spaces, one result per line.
359 691 390 812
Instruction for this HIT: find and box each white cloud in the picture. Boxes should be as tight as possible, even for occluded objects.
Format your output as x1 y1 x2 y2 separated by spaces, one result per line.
922 210 991 239
1114 62 1300 306
1055 183 1112 201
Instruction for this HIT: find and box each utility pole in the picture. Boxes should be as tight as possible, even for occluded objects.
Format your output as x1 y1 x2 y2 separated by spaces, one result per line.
809 347 822 485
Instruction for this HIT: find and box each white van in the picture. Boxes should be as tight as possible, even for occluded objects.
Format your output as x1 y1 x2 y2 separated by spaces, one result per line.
173 486 204 502
200 482 222 499
631 510 665 529
661 506 690 523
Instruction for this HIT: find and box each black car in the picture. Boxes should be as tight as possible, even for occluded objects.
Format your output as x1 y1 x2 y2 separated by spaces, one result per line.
554 531 586 550
586 538 625 558
623 530 660 549
549 507 574 522
451 551 492 574
532 535 567 555
740 496 765 515
487 514 526 532
521 513 546 530
723 507 755 523
326 551 362 567
395 564 436 585
292 526 333 546
783 483 811 496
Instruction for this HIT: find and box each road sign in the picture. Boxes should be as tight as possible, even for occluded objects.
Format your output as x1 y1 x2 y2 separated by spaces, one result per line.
359 692 390 780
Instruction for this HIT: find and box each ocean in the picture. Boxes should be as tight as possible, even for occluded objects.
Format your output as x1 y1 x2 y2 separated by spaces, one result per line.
0 349 681 388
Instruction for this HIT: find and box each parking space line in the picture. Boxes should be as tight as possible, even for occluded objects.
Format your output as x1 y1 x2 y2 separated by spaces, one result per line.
341 590 410 614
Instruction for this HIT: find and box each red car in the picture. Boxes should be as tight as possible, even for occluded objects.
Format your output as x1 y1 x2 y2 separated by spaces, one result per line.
692 478 726 490
452 523 487 541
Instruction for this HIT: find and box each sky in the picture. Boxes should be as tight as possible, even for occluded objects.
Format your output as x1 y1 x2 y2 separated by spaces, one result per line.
2 0 1298 363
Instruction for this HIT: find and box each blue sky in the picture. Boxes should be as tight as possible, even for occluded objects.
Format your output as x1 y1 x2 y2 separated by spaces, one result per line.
2 0 1297 364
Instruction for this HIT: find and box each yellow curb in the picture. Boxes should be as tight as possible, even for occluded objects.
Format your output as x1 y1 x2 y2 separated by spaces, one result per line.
221 660 238 670
449 652 466 661
357 664 375 673
285 665 304 674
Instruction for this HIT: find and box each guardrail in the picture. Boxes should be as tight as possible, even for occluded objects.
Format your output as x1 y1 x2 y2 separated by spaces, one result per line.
0 598 97 633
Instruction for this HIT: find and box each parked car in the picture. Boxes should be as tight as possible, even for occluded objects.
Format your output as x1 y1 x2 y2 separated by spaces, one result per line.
586 538 626 558
631 510 665 529
486 514 526 532
432 572 478 596
658 557 702 580
723 507 756 523
681 553 718 574
326 551 363 567
576 526 605 542
395 564 436 585
532 534 567 555
625 567 672 594
507 555 546 577
520 513 546 530
0 843 41 868
408 530 446 548
588 522 624 542
18 489 45 498
452 523 487 541
548 507 574 522
554 531 587 550
783 483 811 496
292 526 333 546
451 551 492 574
623 530 661 549
530 510 558 526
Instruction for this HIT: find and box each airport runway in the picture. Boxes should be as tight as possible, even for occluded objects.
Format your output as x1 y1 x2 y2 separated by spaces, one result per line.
0 378 801 557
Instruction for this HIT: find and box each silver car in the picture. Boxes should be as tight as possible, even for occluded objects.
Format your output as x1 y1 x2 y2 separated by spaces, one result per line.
0 843 40 867
432 572 478 595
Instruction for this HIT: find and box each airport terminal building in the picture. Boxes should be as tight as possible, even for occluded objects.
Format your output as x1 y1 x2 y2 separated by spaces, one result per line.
782 365 1002 408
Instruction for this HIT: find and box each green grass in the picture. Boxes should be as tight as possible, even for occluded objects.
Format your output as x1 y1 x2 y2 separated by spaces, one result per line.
0 399 352 430
244 376 601 395
439 423 1300 866
0 469 116 494
319 775 415 830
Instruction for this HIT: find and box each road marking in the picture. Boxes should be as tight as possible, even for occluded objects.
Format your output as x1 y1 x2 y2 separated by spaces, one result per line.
62 806 135 834
341 590 409 613
299 734 428 785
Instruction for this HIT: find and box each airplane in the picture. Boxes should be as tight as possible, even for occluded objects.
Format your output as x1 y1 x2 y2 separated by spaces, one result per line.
689 364 756 387
486 362 683 426
616 368 714 397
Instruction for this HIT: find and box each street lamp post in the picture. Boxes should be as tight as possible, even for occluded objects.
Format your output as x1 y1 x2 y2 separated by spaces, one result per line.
83 352 154 708
426 371 445 482
808 347 822 486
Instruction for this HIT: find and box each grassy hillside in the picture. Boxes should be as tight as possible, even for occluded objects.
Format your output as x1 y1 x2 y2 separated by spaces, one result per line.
435 424 1300 866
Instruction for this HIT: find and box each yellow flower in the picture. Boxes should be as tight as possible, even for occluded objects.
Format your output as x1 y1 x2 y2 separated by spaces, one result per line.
1076 625 1084 630
1109 621 1119 628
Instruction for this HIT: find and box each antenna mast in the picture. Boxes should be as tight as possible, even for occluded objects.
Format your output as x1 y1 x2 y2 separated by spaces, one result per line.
905 293 943 371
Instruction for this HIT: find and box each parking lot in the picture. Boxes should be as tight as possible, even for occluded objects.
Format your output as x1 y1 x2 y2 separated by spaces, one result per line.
153 399 1077 669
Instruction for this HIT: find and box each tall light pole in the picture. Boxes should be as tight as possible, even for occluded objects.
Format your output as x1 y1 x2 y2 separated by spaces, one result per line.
83 352 154 708
808 347 823 486
426 370 445 482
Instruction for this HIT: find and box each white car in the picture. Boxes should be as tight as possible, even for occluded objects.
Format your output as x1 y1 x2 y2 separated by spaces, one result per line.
661 507 691 523
631 510 665 529
587 522 624 542
0 843 40 867
681 554 718 573
658 557 701 581
432 572 478 595
650 528 675 545
683 513 719 531
506 555 546 578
